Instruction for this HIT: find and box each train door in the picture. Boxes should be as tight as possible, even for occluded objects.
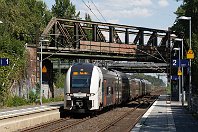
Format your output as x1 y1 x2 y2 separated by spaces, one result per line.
102 79 107 107
115 78 119 104
106 85 113 106
139 81 142 96
112 80 116 104
118 77 121 104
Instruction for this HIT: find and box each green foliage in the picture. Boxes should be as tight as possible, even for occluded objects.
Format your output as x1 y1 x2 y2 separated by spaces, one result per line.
5 96 28 107
0 0 51 106
0 52 26 106
131 73 165 87
166 83 171 94
29 91 38 103
0 0 85 107
52 0 80 19
85 13 91 21
84 13 92 40
0 0 51 42
54 72 65 88
174 0 198 93
42 96 64 103
1 94 63 108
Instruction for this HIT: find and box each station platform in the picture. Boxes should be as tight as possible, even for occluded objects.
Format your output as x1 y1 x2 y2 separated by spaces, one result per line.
132 95 198 132
0 101 63 119
0 102 63 132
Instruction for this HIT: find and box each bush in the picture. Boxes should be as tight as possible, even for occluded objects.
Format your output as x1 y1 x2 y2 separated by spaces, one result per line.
42 95 64 103
54 72 65 88
29 91 38 103
3 95 64 108
6 96 28 107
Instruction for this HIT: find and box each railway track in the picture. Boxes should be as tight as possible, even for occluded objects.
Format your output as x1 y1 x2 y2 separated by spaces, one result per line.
50 117 90 132
19 95 158 132
96 95 158 132
20 116 91 132
19 118 69 132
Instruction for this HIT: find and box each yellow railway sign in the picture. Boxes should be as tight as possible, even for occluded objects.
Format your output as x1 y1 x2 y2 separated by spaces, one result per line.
42 66 47 73
178 68 182 76
187 49 194 59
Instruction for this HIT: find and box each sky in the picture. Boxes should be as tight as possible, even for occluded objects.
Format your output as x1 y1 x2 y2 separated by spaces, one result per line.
43 0 183 84
44 0 183 30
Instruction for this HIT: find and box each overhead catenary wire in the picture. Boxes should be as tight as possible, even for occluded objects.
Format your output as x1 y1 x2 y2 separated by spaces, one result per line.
135 48 164 62
80 1 167 70
46 1 169 74
90 0 107 23
81 0 101 22
154 47 167 63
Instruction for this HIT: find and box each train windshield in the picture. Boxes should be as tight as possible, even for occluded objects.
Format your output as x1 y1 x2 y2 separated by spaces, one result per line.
71 75 91 88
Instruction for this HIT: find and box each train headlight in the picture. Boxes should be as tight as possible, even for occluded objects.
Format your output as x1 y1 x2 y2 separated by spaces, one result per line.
66 93 73 96
86 93 95 97
86 93 91 97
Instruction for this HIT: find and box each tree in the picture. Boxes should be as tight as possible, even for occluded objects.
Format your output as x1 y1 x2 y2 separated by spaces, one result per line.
0 0 51 43
131 73 165 87
173 0 198 93
0 0 52 106
52 0 80 19
85 13 91 21
84 13 92 40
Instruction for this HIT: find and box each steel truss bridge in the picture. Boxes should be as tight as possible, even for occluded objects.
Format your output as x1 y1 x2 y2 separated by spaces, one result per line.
37 17 180 74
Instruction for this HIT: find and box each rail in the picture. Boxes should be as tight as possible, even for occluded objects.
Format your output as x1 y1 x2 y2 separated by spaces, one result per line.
96 95 158 132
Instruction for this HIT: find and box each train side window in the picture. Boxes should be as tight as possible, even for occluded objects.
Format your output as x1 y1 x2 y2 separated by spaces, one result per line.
107 86 109 95
102 82 104 92
99 79 101 88
111 87 113 94
107 86 113 95
107 86 111 95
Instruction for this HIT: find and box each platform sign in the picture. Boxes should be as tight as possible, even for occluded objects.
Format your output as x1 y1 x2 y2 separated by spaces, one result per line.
187 49 194 59
172 59 179 67
172 59 189 67
0 58 9 66
171 75 178 80
180 59 189 67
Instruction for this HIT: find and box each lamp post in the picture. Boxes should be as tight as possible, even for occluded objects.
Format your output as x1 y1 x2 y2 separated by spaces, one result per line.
173 47 181 102
178 16 192 109
39 38 49 105
175 38 184 106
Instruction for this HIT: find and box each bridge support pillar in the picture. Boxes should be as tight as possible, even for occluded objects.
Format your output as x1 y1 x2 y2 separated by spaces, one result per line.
109 26 114 43
153 32 158 46
139 30 144 45
125 28 129 44
74 23 80 49
92 24 97 41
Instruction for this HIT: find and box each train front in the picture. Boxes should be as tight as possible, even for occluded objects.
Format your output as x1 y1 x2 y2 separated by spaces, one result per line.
64 63 101 113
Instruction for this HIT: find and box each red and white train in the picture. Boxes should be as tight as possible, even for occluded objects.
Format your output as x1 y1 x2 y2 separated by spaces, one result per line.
64 63 152 113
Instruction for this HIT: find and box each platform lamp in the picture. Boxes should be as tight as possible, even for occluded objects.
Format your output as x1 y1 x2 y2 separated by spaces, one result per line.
39 38 49 105
174 38 184 106
178 16 192 109
173 47 181 102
